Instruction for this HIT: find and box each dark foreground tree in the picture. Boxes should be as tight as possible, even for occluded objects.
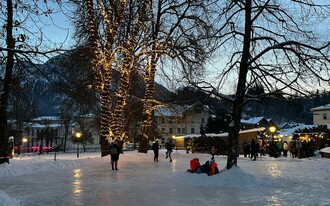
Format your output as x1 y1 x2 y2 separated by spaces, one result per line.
188 0 330 169
0 0 67 162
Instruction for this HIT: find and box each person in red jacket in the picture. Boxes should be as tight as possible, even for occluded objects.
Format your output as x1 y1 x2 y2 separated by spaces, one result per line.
208 159 219 176
188 158 201 173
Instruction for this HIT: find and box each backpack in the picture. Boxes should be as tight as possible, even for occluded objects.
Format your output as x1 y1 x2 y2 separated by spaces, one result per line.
110 146 118 155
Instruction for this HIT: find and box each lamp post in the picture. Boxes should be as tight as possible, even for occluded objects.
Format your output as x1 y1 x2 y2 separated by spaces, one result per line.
8 136 14 158
22 138 28 154
76 132 82 158
269 126 276 141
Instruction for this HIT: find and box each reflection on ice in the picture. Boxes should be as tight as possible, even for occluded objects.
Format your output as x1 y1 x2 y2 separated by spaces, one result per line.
269 194 283 206
72 169 83 204
171 160 177 172
267 163 282 178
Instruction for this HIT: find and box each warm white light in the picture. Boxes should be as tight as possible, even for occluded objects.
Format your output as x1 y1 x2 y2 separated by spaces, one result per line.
76 132 82 138
269 126 276 133
22 138 28 143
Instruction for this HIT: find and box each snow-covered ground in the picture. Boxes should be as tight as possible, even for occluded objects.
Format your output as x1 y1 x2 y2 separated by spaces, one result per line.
1 149 330 206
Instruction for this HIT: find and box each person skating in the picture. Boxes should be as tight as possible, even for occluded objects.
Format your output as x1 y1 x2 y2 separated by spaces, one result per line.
165 140 173 162
152 139 160 162
250 139 257 161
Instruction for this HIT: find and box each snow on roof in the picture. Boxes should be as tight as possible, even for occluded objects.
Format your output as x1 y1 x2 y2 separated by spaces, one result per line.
241 117 265 125
154 105 185 117
278 124 315 136
311 104 330 111
183 127 266 139
29 123 63 128
280 122 306 129
320 147 330 153
154 102 211 117
32 116 60 121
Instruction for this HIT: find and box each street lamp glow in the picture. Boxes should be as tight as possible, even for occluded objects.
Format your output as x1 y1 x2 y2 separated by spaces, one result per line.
269 126 276 133
22 138 28 143
76 132 82 138
76 132 82 158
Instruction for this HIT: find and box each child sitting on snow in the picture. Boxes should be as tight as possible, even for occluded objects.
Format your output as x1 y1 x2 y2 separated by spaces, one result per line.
187 158 201 173
187 158 220 175
208 159 219 176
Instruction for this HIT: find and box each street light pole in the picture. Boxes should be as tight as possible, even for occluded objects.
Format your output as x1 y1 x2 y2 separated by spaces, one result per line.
269 126 276 142
76 132 82 158
22 138 28 156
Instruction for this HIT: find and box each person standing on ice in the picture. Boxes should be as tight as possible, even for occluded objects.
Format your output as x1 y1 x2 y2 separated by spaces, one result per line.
109 139 120 170
250 139 257 161
165 140 173 162
152 139 160 162
210 145 216 160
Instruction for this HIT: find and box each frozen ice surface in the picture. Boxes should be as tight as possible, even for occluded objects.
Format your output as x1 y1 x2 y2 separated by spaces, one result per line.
0 150 330 206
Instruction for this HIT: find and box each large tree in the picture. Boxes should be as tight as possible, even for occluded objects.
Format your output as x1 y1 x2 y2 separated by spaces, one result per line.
0 0 66 161
137 0 215 152
184 0 330 169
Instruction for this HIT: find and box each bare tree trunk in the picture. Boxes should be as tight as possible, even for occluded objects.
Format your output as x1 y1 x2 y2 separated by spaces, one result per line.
227 0 252 169
0 0 15 160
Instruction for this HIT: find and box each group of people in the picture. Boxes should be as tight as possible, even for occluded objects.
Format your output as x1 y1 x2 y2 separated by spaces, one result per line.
152 139 173 162
109 138 220 175
242 138 261 161
187 157 220 176
242 138 315 159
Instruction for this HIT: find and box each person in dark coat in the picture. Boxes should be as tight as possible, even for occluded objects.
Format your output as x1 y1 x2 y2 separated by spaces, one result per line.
210 145 216 160
242 139 248 158
165 140 173 162
250 139 257 161
109 139 120 170
152 140 160 162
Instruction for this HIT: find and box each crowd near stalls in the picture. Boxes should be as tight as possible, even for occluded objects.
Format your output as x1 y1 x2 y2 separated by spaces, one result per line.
170 126 330 159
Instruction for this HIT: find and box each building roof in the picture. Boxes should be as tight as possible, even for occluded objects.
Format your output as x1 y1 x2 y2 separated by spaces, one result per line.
154 102 211 117
32 116 60 121
154 105 184 117
241 117 266 125
182 127 266 139
311 104 330 111
278 124 318 136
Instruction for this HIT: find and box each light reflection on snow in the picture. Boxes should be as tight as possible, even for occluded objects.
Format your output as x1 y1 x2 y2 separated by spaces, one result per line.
171 160 177 172
269 194 283 206
267 163 282 178
72 169 83 205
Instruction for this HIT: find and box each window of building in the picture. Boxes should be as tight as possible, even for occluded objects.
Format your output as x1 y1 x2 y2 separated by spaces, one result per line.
323 114 328 120
161 128 165 132
182 128 186 134
201 117 205 124
191 128 195 134
177 128 181 134
191 118 195 123
195 108 201 113
161 117 165 124
169 128 173 134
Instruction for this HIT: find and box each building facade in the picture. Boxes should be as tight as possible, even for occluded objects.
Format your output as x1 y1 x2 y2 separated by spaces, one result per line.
154 102 212 145
311 104 330 125
21 115 100 153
